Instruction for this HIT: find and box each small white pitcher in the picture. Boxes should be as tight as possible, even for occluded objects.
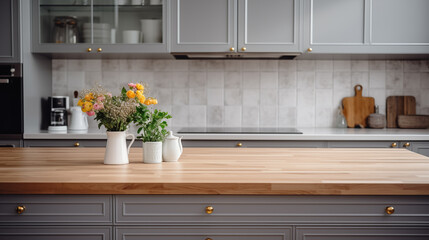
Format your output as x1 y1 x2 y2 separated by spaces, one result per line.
104 131 135 165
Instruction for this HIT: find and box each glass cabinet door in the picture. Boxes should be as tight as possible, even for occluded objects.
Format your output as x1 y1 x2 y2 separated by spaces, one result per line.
34 0 166 54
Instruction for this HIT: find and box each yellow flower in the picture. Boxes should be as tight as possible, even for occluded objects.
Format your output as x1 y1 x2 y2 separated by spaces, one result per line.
126 90 136 99
136 90 144 97
138 95 146 104
77 99 84 106
135 83 144 91
152 98 158 105
84 93 94 101
144 97 158 105
143 98 151 105
82 102 93 112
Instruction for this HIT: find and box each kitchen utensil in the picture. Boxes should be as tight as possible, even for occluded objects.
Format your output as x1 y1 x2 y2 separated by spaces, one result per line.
69 107 89 133
386 96 416 128
368 114 386 128
342 85 375 128
53 17 78 44
140 19 162 43
122 30 140 43
162 131 183 162
397 115 429 129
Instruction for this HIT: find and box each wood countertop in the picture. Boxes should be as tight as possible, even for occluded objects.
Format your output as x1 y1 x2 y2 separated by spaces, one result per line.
1 147 429 195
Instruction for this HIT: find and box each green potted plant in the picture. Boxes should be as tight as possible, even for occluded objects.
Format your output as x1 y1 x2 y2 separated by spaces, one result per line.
133 104 172 164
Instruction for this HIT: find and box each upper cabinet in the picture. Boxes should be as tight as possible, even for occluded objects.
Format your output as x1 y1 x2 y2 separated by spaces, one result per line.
171 0 300 53
302 0 429 55
0 0 20 62
32 0 168 56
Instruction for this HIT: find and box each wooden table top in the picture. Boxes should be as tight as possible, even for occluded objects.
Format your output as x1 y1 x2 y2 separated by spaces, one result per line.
1 147 429 195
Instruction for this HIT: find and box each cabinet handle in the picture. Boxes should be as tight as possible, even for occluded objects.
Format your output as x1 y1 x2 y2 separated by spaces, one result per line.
385 206 395 215
74 142 80 147
16 205 26 214
236 142 243 147
205 238 213 240
97 48 102 52
391 142 397 148
205 206 214 214
229 47 235 52
87 48 92 52
307 48 312 52
241 47 246 51
403 142 410 148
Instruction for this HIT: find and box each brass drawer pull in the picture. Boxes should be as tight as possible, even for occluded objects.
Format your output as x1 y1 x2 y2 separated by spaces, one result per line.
87 48 92 52
74 142 80 147
16 205 26 214
205 238 213 240
403 142 410 148
391 142 397 148
205 206 214 214
385 206 395 215
236 142 243 147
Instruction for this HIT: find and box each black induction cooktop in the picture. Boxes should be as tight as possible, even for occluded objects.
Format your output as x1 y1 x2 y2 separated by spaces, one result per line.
178 127 302 134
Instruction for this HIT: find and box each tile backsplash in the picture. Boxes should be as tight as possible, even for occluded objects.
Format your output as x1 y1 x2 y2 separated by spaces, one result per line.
52 59 429 130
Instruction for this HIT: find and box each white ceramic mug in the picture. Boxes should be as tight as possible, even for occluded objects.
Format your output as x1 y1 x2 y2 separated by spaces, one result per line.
140 19 162 43
122 30 140 44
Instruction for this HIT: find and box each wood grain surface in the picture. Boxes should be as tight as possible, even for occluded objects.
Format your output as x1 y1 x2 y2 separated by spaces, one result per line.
342 85 375 128
387 96 416 128
0 148 429 195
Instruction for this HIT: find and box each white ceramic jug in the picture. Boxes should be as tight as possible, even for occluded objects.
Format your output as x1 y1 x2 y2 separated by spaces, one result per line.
104 131 135 165
69 106 88 133
162 131 183 162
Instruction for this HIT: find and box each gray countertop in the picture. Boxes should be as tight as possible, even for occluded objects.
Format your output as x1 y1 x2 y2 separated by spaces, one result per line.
24 128 429 141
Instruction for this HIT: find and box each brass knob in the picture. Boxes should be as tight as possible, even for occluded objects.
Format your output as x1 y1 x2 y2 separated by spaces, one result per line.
236 142 243 147
205 238 213 240
385 206 395 215
391 142 397 148
241 47 246 51
74 142 80 147
229 47 235 52
97 48 102 52
307 48 312 52
16 205 26 214
205 206 214 214
87 48 92 52
403 142 410 148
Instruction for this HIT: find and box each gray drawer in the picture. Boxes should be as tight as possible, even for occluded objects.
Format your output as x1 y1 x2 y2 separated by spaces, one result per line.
116 195 429 224
183 140 326 148
0 195 112 224
328 141 398 148
116 226 292 240
296 225 429 240
0 226 111 240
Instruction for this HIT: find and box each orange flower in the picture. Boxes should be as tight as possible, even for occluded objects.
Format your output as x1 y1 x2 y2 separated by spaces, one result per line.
126 90 136 99
135 83 144 91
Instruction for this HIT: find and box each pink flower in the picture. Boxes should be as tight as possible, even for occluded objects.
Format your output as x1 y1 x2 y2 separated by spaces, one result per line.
86 111 95 116
96 95 105 102
128 83 136 88
107 93 112 97
93 102 104 110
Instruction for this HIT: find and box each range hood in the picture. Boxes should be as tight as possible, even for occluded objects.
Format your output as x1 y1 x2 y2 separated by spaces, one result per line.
172 52 300 60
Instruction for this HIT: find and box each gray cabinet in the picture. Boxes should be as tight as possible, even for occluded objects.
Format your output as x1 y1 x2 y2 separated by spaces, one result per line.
0 139 22 148
116 226 293 240
0 0 20 62
237 0 300 52
302 0 429 54
402 141 429 157
171 0 299 53
183 140 326 148
23 139 139 148
171 0 237 52
0 226 112 240
32 0 168 56
0 195 112 224
328 141 398 148
296 226 429 240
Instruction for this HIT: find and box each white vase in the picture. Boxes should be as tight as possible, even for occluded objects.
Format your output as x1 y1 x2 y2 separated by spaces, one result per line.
104 131 135 165
143 142 162 164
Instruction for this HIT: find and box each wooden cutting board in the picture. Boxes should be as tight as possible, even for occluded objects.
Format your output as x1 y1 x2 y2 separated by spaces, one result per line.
342 85 375 128
386 96 416 128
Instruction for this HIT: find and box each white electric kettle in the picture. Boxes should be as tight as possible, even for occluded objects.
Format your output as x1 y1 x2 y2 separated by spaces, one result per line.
69 106 88 133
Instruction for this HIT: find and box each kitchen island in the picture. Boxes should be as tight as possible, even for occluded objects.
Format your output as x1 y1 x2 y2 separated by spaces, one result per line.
1 147 429 239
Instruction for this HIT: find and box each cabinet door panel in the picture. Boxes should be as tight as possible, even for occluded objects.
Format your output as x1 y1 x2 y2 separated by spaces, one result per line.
296 226 429 240
0 0 19 62
116 226 292 240
371 0 429 44
328 141 398 148
0 227 111 240
238 0 299 52
312 0 365 44
171 0 236 52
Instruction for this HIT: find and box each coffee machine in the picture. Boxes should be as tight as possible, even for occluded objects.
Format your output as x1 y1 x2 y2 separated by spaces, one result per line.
48 96 69 133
